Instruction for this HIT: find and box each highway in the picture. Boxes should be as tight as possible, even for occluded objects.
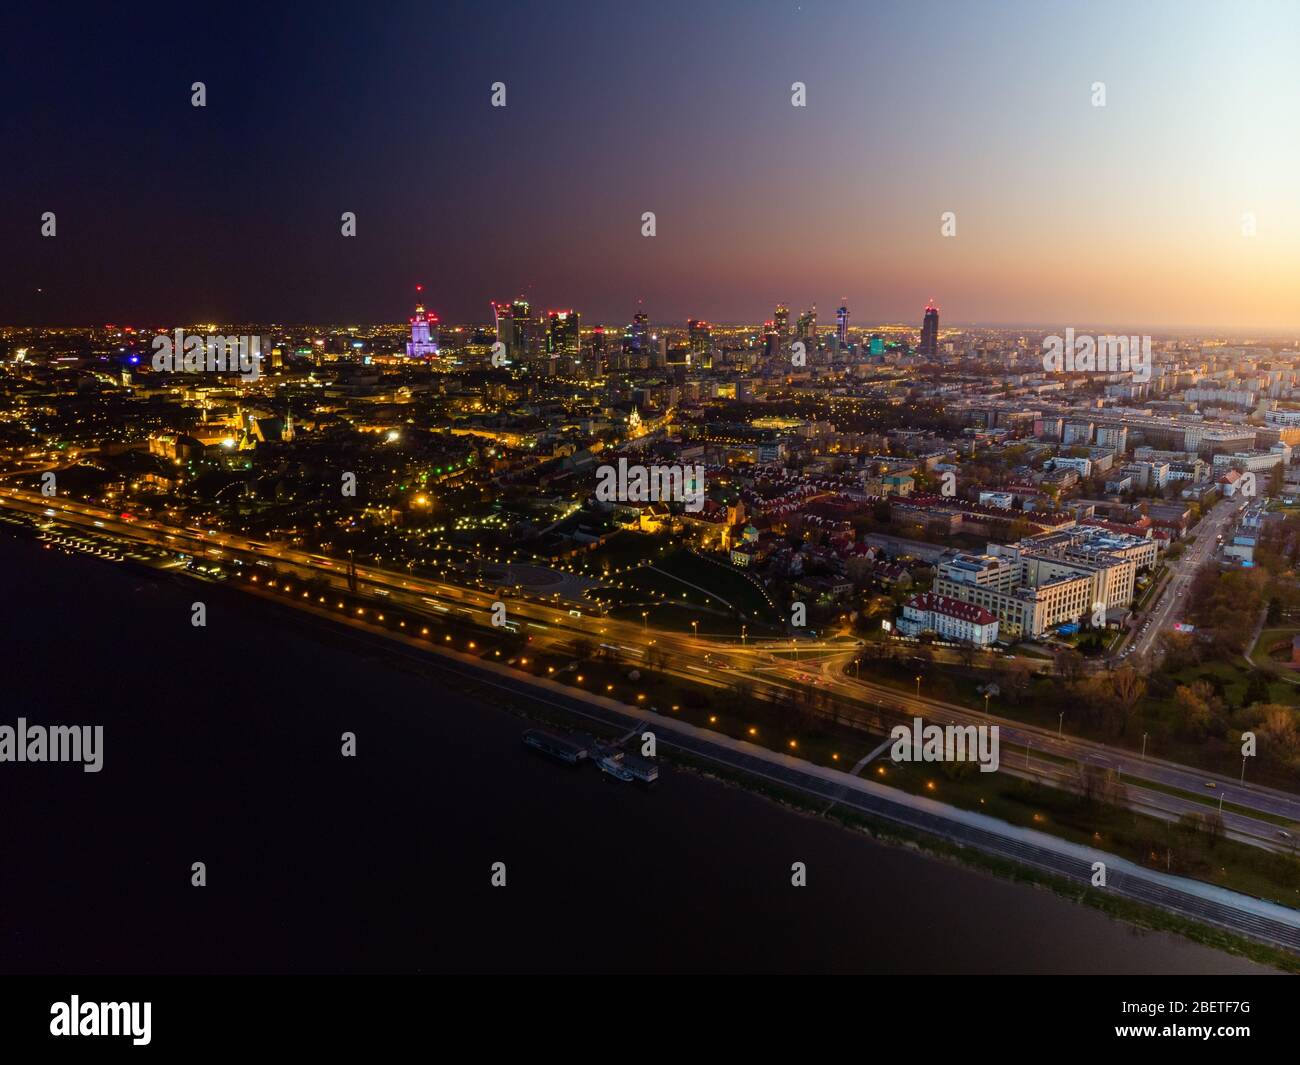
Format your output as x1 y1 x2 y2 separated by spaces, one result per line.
4 484 1298 852
815 669 1300 846
6 484 1300 948
226 599 1300 956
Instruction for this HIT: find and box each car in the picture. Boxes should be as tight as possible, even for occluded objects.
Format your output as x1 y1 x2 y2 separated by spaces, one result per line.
1204 781 1217 789
1279 830 1292 840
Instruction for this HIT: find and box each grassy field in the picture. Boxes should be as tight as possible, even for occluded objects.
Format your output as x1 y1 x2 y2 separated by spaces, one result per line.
1163 658 1300 708
1256 627 1300 667
607 600 744 635
595 548 784 626
652 549 782 622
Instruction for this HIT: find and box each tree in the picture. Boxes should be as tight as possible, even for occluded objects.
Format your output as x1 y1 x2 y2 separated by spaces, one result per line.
1056 649 1085 683
644 644 669 673
1249 704 1300 770
1159 631 1200 671
1103 667 1147 738
1076 764 1126 808
1243 670 1272 709
998 659 1032 704
725 677 755 716
1178 811 1224 852
1172 681 1219 740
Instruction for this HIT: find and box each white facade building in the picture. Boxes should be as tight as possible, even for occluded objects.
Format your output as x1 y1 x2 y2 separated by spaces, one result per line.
898 593 1000 646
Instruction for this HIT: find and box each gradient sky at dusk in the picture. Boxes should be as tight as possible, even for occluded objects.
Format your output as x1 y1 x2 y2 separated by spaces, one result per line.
4 0 1299 330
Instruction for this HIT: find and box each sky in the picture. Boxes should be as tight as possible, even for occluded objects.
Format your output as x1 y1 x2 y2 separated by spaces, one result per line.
3 0 1299 332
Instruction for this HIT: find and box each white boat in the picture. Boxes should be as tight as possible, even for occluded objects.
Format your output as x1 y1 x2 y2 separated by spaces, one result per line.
596 756 634 782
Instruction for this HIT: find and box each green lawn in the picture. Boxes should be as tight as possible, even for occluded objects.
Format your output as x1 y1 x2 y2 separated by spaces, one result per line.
648 549 783 624
1256 627 1300 665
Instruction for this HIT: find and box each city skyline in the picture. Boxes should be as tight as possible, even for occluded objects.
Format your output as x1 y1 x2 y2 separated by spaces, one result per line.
9 293 1300 339
6 1 1300 330
7 0 1300 999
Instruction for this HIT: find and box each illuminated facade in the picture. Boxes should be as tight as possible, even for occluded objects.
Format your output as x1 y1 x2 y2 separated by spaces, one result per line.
406 286 439 357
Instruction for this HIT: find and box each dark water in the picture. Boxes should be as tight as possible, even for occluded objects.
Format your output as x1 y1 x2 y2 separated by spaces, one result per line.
0 535 1271 973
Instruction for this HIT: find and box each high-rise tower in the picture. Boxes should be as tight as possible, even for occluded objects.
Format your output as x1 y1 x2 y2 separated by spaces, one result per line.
918 300 939 357
687 318 712 357
797 305 817 341
491 300 512 351
406 286 439 357
547 310 580 358
774 304 789 343
509 297 533 360
628 310 649 354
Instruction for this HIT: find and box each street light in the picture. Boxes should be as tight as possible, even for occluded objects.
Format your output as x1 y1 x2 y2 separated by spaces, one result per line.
1141 732 1148 761
741 625 747 646
1058 711 1064 737
641 611 649 632
915 674 921 698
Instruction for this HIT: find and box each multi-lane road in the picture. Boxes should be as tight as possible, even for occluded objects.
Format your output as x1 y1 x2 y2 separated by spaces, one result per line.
3 484 1297 853
6 483 1300 948
1120 495 1245 662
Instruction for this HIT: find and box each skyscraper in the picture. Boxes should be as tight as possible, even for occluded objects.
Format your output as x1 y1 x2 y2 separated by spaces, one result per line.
797 305 817 341
836 304 849 347
687 318 711 356
492 300 512 351
510 297 534 360
406 286 439 357
547 310 580 359
773 304 789 344
585 326 606 376
919 300 939 357
627 310 649 354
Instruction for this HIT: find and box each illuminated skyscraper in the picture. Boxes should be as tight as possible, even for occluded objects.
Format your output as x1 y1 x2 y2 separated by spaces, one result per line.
797 305 817 341
406 286 439 357
628 310 649 354
836 304 849 346
547 310 580 358
687 318 711 356
918 300 939 357
492 300 512 350
773 304 789 342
